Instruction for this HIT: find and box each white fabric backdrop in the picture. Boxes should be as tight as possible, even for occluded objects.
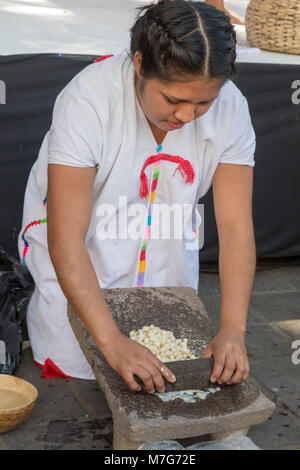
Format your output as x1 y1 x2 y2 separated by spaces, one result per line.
0 0 299 64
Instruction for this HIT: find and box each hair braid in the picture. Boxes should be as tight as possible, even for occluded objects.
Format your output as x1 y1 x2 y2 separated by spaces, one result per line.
147 14 175 64
230 26 237 77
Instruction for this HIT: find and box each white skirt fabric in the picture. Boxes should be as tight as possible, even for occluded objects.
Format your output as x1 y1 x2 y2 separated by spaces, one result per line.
25 247 96 380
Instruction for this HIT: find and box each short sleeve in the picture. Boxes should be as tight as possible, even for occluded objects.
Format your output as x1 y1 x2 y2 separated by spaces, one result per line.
219 97 256 168
48 95 103 168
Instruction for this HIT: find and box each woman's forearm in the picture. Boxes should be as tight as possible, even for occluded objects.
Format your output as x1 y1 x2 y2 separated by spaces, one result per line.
218 227 256 336
206 0 246 24
206 0 225 10
49 240 120 349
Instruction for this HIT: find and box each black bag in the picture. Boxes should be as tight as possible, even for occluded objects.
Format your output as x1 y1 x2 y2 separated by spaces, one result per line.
0 246 35 375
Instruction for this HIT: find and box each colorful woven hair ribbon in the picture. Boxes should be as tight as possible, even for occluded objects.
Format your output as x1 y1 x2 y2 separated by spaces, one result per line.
139 154 195 199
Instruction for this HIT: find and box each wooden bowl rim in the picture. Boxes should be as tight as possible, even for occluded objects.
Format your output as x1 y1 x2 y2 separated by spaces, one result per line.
0 374 38 412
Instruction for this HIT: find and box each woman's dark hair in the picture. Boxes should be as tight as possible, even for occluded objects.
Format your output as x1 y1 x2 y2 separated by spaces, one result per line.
129 0 237 83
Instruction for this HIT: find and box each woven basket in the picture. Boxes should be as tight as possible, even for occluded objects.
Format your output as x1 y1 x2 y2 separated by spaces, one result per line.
245 0 300 55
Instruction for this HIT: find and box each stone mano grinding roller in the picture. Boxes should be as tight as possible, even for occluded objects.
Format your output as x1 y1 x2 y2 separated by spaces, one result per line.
134 357 218 392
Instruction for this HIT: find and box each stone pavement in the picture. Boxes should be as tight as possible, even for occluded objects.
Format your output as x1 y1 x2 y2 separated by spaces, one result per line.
0 263 299 450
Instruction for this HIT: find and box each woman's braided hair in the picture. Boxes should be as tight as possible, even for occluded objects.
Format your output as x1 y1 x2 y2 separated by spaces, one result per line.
129 0 237 83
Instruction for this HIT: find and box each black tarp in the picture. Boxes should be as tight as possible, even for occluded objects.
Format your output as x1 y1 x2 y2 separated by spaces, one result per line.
0 54 299 266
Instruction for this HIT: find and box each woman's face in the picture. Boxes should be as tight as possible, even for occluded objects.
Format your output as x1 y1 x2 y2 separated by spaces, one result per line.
134 53 224 133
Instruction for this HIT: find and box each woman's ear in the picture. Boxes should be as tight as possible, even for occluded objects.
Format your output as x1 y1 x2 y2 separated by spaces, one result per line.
133 51 143 80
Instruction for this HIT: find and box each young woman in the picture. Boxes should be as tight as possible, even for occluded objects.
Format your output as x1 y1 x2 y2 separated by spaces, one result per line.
19 0 256 393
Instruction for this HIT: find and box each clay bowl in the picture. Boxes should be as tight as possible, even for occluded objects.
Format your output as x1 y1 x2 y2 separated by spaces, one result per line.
0 374 38 433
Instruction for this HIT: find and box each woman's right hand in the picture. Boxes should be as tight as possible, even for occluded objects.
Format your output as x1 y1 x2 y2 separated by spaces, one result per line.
99 332 176 393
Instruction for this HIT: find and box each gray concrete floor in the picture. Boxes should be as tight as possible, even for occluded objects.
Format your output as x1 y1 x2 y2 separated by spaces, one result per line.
1 263 299 450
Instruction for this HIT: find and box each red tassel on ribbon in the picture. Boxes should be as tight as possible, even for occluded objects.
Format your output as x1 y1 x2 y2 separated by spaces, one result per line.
139 153 195 198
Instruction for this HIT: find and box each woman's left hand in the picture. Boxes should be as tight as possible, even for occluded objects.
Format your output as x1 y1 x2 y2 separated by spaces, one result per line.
201 327 250 385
